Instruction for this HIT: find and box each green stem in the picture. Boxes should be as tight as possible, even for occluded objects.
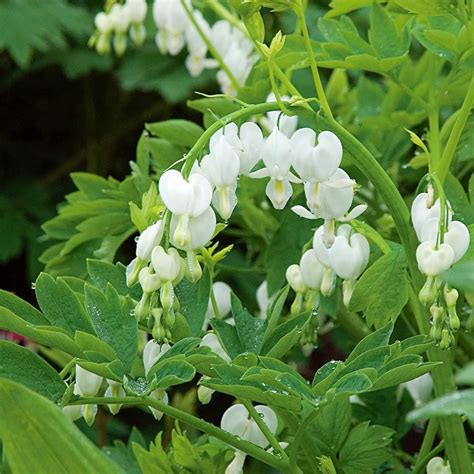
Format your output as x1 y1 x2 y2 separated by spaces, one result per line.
70 396 290 472
437 76 474 182
181 0 240 92
413 441 445 474
240 399 288 459
428 103 441 171
296 4 333 119
204 0 245 31
416 419 439 468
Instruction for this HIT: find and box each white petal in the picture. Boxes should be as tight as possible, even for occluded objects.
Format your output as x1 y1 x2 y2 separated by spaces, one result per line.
328 235 362 280
416 242 454 276
313 226 331 267
266 178 292 210
340 204 368 222
291 205 316 220
239 122 263 174
300 250 324 289
318 169 354 219
312 131 343 182
76 366 102 397
206 281 232 319
201 333 230 361
159 170 193 215
170 207 216 251
411 193 441 241
188 173 213 217
247 405 278 447
261 128 292 176
248 168 269 179
291 128 316 181
136 220 164 261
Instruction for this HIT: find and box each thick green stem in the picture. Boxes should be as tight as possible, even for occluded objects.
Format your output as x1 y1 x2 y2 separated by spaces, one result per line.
70 396 290 471
413 441 445 474
437 76 474 182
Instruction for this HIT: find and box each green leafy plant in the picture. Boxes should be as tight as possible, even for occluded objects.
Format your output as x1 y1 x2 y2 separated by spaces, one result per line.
1 1 474 473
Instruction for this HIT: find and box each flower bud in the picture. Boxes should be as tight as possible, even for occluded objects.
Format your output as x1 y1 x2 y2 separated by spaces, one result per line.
419 276 441 306
149 389 168 420
290 292 304 315
342 279 356 307
197 378 215 405
286 264 306 293
159 281 174 313
143 339 170 376
320 267 336 297
185 252 202 282
136 221 164 261
82 404 98 426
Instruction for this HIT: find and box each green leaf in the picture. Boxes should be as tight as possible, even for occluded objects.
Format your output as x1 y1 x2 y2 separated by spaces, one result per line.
261 312 311 358
369 4 407 58
85 284 137 372
231 294 267 354
145 119 204 148
407 389 474 423
0 307 83 357
0 290 44 325
346 321 394 362
175 268 211 336
211 319 243 359
153 360 196 390
0 379 121 473
350 248 409 328
74 331 117 362
0 340 66 403
339 422 394 474
133 433 172 474
35 273 94 335
87 259 142 301
394 0 452 15
442 261 474 292
456 362 474 386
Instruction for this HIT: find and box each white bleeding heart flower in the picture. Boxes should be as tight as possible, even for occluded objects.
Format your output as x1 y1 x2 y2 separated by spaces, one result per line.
200 332 230 362
411 192 445 241
299 249 324 290
201 136 240 220
206 281 232 319
225 451 246 474
95 12 113 33
328 230 370 281
149 388 169 420
211 122 264 175
151 246 182 282
416 242 454 276
105 379 126 415
109 4 131 33
159 169 212 247
136 220 164 262
261 93 298 137
256 280 275 318
402 373 433 408
249 127 298 209
170 207 216 252
291 129 342 183
420 218 469 263
286 264 307 293
63 384 82 421
153 0 190 55
426 457 451 474
126 0 147 23
143 339 171 376
220 404 278 448
75 365 102 397
138 266 161 293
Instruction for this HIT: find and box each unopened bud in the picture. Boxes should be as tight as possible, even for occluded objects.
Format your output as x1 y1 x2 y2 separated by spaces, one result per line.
342 279 355 307
160 281 174 313
185 252 202 283
321 267 336 297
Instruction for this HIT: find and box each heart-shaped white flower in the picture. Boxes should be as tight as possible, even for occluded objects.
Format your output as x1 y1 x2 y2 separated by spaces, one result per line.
416 242 454 276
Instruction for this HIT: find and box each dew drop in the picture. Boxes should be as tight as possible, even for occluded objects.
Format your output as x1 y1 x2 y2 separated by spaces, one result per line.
31 282 36 290
259 412 265 418
134 236 140 243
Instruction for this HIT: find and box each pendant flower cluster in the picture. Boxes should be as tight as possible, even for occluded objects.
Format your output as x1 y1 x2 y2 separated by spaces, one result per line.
92 0 148 55
412 187 470 348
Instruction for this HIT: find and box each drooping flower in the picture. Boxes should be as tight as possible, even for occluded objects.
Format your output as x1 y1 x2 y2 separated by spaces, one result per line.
136 221 164 262
184 11 214 77
143 339 171 376
206 281 232 320
256 280 275 318
75 365 103 426
210 122 264 175
299 249 325 291
201 136 240 220
159 169 212 247
402 373 433 408
420 218 469 263
249 127 298 209
261 93 298 137
416 242 454 277
153 0 190 55
127 0 148 45
200 332 230 362
221 404 278 446
411 192 443 241
105 379 126 415
151 246 182 282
